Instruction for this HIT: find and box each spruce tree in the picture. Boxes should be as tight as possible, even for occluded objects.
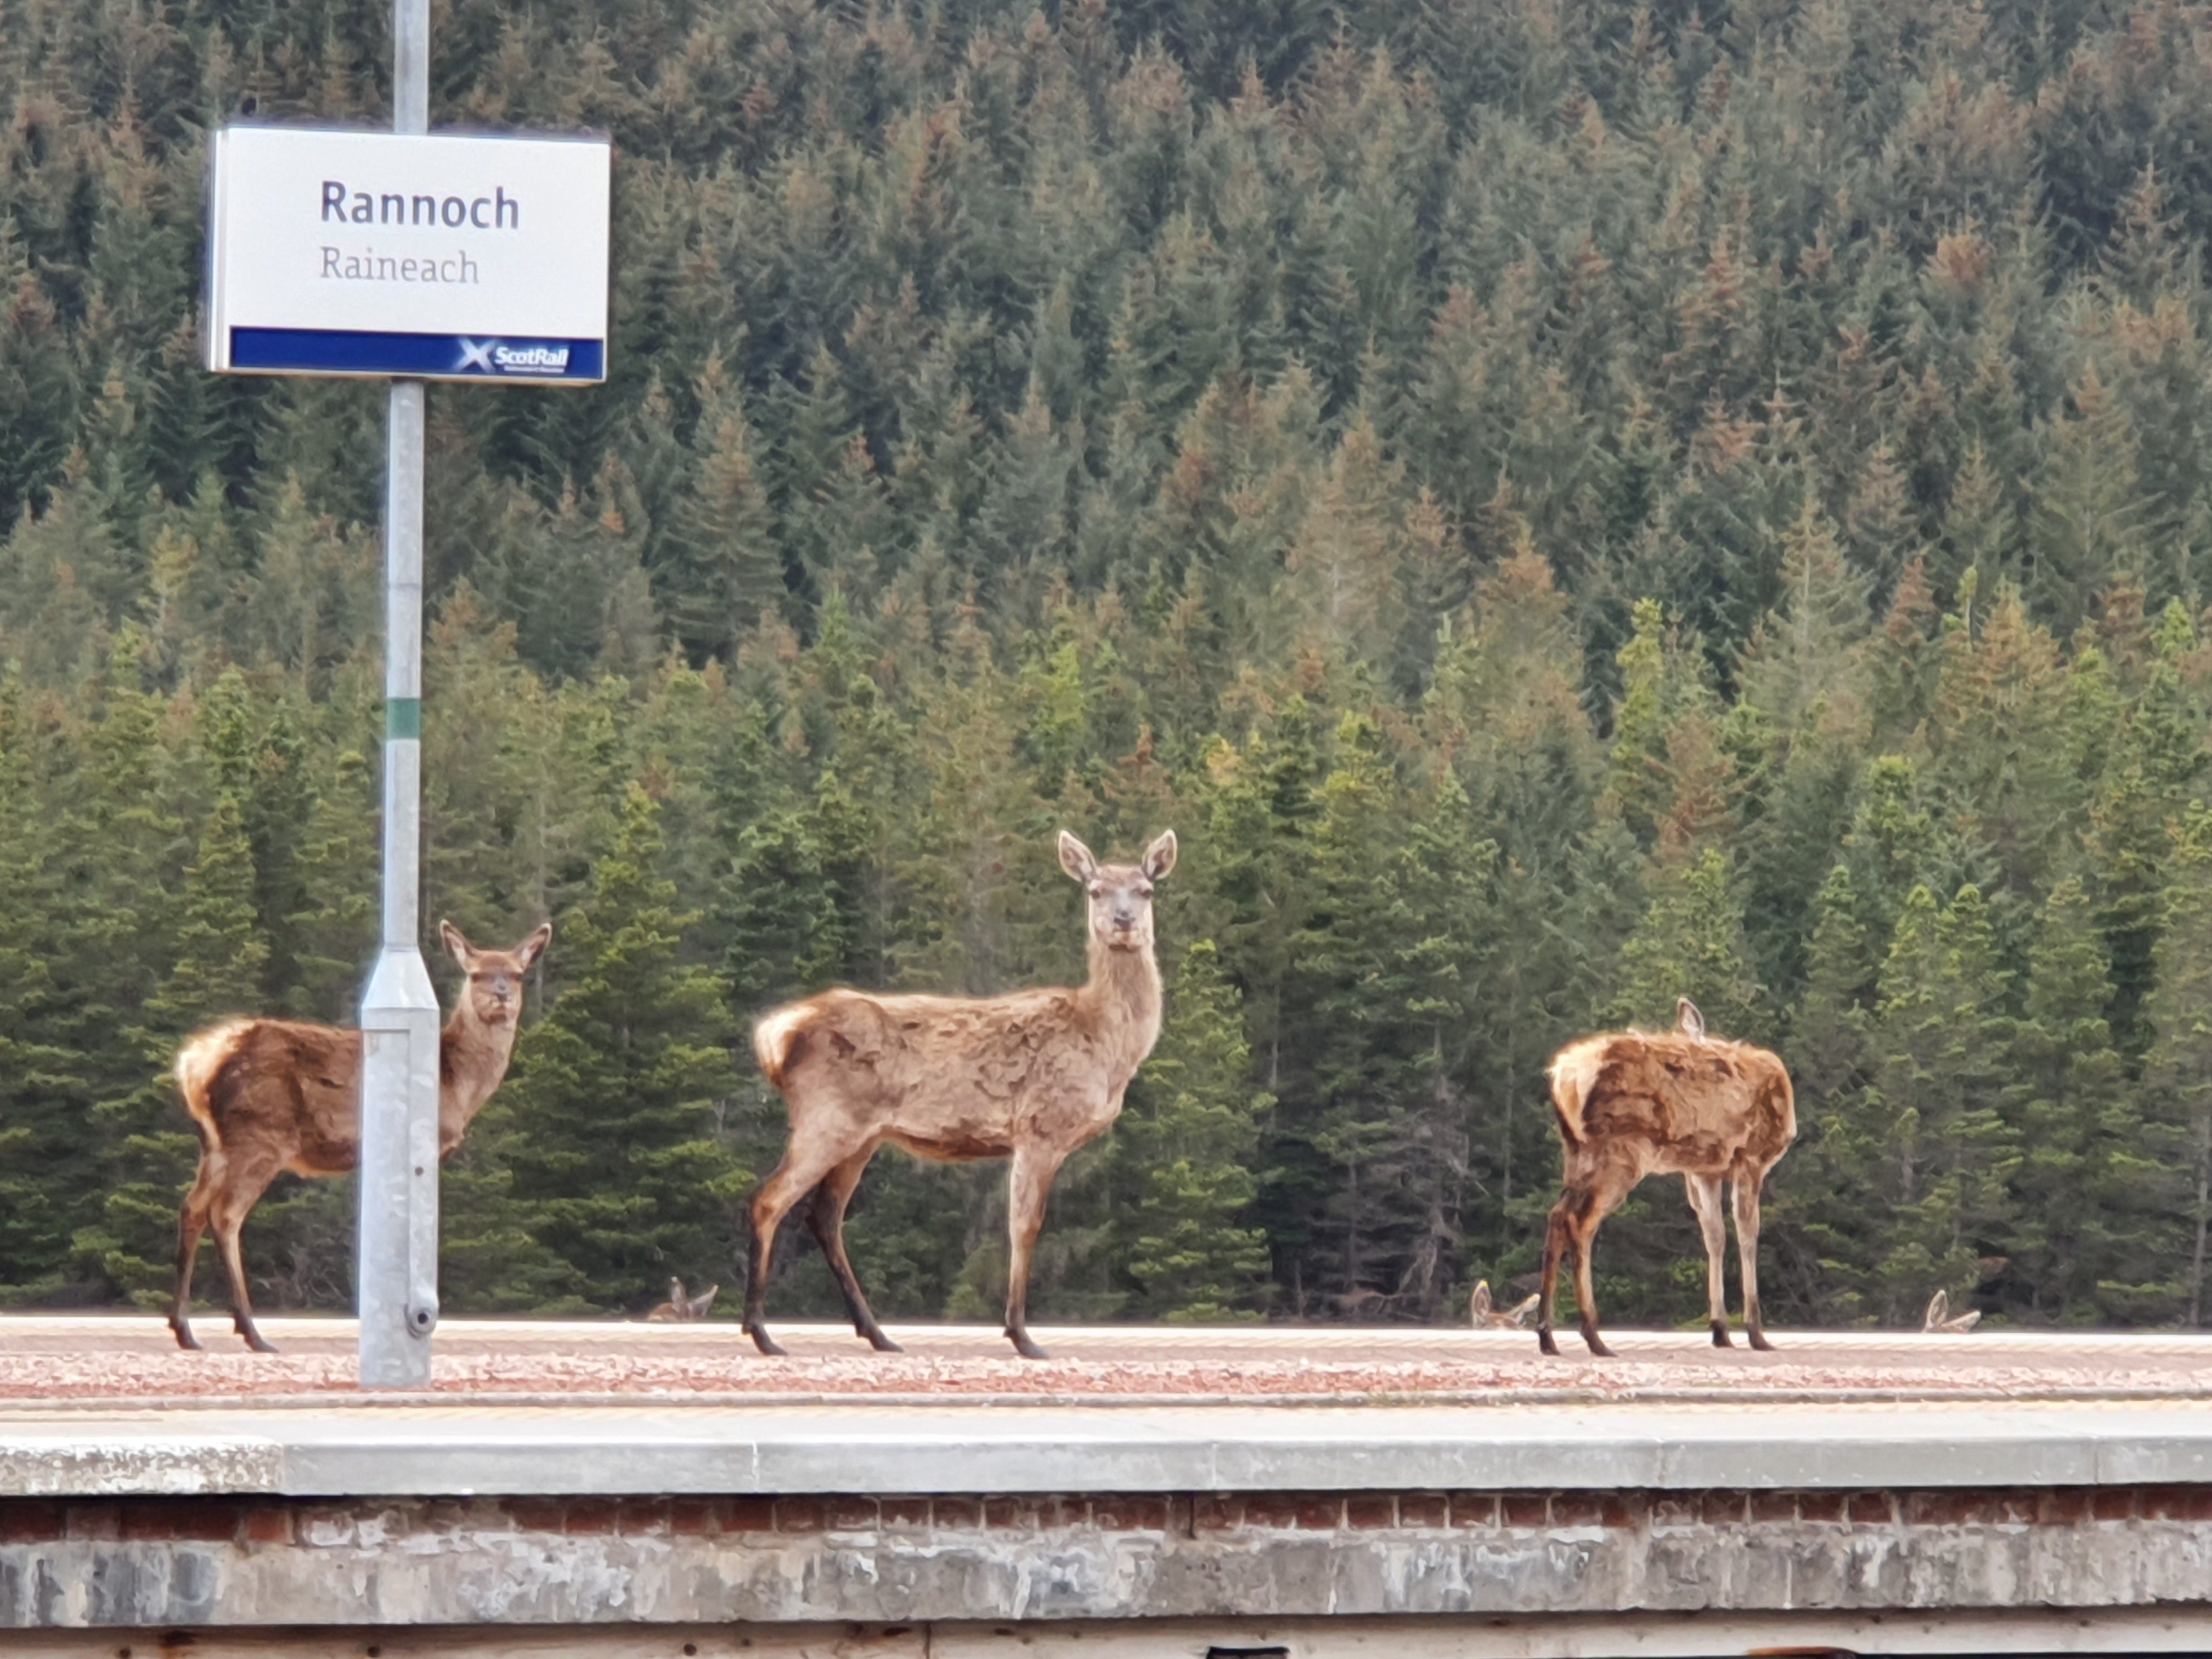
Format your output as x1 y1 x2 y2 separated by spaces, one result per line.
488 785 749 1311
1120 939 1272 1321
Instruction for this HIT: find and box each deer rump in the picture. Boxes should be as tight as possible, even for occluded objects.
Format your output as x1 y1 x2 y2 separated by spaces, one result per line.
178 1019 367 1177
755 986 1119 1160
1548 1030 1793 1176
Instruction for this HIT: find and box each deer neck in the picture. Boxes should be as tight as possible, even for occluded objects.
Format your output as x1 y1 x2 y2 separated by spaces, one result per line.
438 1006 522 1146
1079 934 1165 1081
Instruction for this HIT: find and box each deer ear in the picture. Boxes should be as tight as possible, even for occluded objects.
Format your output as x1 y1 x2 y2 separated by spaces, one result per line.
1676 997 1705 1040
1471 1280 1492 1317
1142 828 1177 881
440 920 473 969
516 921 552 969
1058 831 1098 883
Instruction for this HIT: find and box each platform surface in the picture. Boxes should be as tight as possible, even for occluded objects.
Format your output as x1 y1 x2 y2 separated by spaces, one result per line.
0 1316 2206 1499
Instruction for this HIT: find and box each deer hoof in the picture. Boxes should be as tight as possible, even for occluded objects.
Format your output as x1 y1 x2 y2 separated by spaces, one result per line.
1537 1328 1561 1357
1582 1333 1617 1359
1748 1330 1778 1352
243 1333 280 1355
864 1330 904 1354
170 1319 201 1352
1710 1319 1734 1348
745 1324 787 1358
1008 1331 1050 1360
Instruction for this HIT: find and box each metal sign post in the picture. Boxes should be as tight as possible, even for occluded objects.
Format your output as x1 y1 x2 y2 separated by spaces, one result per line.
201 0 606 1391
357 0 439 1390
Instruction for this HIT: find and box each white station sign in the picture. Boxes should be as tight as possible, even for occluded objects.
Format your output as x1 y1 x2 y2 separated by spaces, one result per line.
206 126 611 383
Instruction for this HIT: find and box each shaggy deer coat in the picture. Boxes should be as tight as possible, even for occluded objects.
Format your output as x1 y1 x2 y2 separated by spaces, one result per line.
747 829 1176 1359
1538 997 1795 1357
168 920 550 1352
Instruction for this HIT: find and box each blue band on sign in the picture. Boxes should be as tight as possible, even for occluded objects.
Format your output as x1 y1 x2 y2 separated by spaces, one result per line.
230 329 605 382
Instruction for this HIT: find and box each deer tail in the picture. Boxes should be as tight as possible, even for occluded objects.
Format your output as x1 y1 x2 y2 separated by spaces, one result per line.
752 1002 819 1092
1545 1037 1605 1148
174 1019 255 1151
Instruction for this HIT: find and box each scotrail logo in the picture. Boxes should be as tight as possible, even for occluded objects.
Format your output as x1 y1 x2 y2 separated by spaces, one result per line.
455 338 572 376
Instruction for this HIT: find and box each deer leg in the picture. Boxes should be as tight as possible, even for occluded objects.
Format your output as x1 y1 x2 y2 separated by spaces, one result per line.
208 1153 284 1354
169 1154 222 1351
1685 1172 1732 1347
1556 1161 1637 1359
1734 1165 1776 1351
1536 1191 1576 1357
1002 1144 1069 1360
804 1148 901 1353
743 1140 853 1357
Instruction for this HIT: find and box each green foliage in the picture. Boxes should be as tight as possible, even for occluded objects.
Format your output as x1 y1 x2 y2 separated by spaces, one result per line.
467 786 750 1312
1120 940 1272 1322
7 0 2212 1325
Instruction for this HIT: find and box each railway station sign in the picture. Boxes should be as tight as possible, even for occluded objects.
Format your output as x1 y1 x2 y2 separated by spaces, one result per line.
205 126 610 383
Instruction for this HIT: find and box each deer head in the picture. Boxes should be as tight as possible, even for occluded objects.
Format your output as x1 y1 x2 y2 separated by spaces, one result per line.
442 919 553 1026
1059 830 1176 953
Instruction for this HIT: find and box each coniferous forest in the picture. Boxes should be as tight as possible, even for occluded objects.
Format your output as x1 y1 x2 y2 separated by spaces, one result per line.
8 0 2212 1332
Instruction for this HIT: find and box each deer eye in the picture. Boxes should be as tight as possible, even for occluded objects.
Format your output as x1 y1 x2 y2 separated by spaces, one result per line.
1088 882 1104 896
1137 884 1153 899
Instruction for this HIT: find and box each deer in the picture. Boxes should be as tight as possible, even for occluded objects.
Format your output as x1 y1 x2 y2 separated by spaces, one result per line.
645 1277 720 1322
1470 1279 1539 1330
1921 1289 1982 1334
746 828 1177 1359
1537 997 1796 1358
167 919 551 1353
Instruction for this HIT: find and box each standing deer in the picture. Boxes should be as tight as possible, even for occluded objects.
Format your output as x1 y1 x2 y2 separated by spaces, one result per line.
168 920 551 1353
1538 997 1795 1358
747 828 1177 1359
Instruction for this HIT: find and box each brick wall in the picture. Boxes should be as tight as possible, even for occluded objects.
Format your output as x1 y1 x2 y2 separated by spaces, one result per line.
3 1487 2209 1627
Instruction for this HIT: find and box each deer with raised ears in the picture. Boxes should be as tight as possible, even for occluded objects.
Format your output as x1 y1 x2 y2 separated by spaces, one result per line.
1470 1279 1539 1330
1537 996 1796 1358
167 919 551 1353
747 828 1177 1359
645 1277 719 1322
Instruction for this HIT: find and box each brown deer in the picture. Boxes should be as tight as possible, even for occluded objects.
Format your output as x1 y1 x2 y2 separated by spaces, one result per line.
1537 997 1795 1358
645 1277 720 1322
168 920 551 1353
747 828 1177 1359
1469 1279 1539 1330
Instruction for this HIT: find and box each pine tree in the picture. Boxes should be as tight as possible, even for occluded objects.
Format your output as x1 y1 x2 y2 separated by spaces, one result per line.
483 785 750 1311
1120 940 1272 1321
2142 804 2212 1326
2007 876 2135 1322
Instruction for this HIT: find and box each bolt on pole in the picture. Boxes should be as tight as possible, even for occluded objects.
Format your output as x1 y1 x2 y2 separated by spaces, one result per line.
358 0 439 1390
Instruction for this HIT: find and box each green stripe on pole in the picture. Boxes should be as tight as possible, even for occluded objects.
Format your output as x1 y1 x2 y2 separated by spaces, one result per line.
386 697 421 741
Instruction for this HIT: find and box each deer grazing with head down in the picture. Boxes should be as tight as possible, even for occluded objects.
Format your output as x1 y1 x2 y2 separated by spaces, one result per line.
747 828 1177 1359
1538 997 1795 1357
168 920 551 1353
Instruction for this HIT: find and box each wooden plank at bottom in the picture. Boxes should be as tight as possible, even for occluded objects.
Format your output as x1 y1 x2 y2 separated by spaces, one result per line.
0 1628 923 1659
929 1607 2212 1657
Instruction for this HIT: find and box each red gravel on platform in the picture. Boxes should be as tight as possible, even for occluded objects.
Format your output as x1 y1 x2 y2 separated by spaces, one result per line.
0 1323 2204 1406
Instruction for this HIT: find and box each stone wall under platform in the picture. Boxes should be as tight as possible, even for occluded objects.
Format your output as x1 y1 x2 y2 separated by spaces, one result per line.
5 1485 2212 1629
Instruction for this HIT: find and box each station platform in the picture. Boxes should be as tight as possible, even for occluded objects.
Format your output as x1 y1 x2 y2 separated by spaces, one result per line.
1 1318 2208 1651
